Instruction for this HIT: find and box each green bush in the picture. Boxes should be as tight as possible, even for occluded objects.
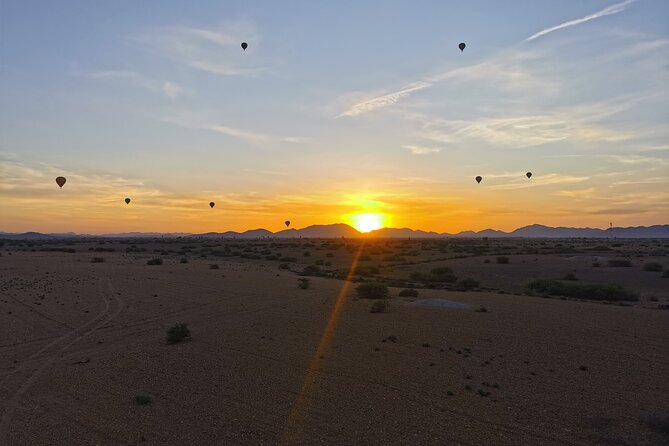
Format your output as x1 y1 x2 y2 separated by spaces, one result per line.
147 258 163 265
166 323 191 344
356 282 389 299
643 262 663 272
496 256 510 264
398 288 418 297
608 259 632 267
134 395 152 406
410 267 457 283
356 265 379 277
302 265 321 276
527 279 637 301
457 278 480 291
430 267 457 282
370 300 389 313
298 278 310 289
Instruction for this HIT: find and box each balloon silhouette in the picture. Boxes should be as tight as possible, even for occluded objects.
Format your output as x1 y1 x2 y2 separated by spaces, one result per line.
241 42 248 51
475 176 482 184
459 42 466 52
55 177 66 188
285 220 291 228
209 202 215 208
526 172 532 179
125 198 131 205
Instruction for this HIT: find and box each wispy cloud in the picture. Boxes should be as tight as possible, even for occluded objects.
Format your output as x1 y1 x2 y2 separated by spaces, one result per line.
162 116 304 145
337 82 431 118
403 145 441 155
489 173 590 190
87 70 183 99
419 97 639 148
136 21 266 77
525 0 637 42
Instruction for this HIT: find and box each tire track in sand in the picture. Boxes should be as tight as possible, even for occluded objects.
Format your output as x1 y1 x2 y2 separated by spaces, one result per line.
0 277 123 444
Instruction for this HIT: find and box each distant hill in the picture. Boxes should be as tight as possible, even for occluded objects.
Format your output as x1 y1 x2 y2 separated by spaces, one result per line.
368 227 442 238
1 224 668 239
277 224 360 238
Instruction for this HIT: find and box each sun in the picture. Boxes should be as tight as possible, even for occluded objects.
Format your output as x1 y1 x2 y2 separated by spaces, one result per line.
350 213 386 233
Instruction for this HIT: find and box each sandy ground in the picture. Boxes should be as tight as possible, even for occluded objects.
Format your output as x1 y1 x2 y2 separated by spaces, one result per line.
1 243 668 445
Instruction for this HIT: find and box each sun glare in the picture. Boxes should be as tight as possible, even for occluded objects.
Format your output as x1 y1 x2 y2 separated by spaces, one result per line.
350 213 386 233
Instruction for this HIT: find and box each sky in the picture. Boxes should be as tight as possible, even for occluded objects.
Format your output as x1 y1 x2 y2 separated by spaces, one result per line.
1 0 668 234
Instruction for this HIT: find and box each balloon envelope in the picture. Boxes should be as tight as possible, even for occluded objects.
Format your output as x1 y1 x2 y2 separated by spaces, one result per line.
285 220 290 227
475 176 482 184
125 198 131 204
526 172 532 179
55 176 66 188
459 42 466 52
241 42 248 50
209 202 215 208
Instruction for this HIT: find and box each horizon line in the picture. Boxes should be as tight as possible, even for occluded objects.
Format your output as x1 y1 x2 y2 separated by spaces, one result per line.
1 222 667 238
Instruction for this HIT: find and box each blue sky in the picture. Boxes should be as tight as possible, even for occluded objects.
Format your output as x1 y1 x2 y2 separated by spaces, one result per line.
1 0 667 233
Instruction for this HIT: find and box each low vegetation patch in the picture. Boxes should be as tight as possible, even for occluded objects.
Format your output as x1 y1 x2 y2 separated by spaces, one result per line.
496 256 510 264
91 257 105 263
457 277 480 291
146 258 163 266
608 259 632 267
563 273 578 281
166 323 191 345
643 262 663 272
643 413 669 435
209 264 219 269
298 278 310 289
134 395 152 406
410 267 457 283
370 300 389 313
527 279 638 301
398 288 418 297
301 265 321 276
356 282 389 299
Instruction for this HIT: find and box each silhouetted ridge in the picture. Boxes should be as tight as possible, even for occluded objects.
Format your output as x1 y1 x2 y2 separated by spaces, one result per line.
1 224 668 239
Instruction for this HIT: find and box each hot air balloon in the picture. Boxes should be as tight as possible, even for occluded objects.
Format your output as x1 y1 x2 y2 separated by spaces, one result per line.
526 172 532 179
285 220 291 228
241 42 248 51
459 42 466 52
55 177 66 188
475 176 482 184
125 198 131 205
209 202 215 208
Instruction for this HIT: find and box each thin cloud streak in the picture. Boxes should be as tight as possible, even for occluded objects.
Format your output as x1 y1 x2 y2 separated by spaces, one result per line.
404 145 441 155
525 0 637 41
136 21 267 77
489 174 590 190
86 70 183 99
162 116 305 145
337 82 431 117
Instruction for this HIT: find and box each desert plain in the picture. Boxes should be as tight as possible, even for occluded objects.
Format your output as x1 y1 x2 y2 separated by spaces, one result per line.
0 237 668 445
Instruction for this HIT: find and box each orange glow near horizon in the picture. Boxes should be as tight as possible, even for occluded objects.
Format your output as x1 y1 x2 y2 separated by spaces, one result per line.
349 213 388 233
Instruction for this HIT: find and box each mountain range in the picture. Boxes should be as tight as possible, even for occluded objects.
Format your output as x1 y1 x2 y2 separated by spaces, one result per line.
1 224 668 239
